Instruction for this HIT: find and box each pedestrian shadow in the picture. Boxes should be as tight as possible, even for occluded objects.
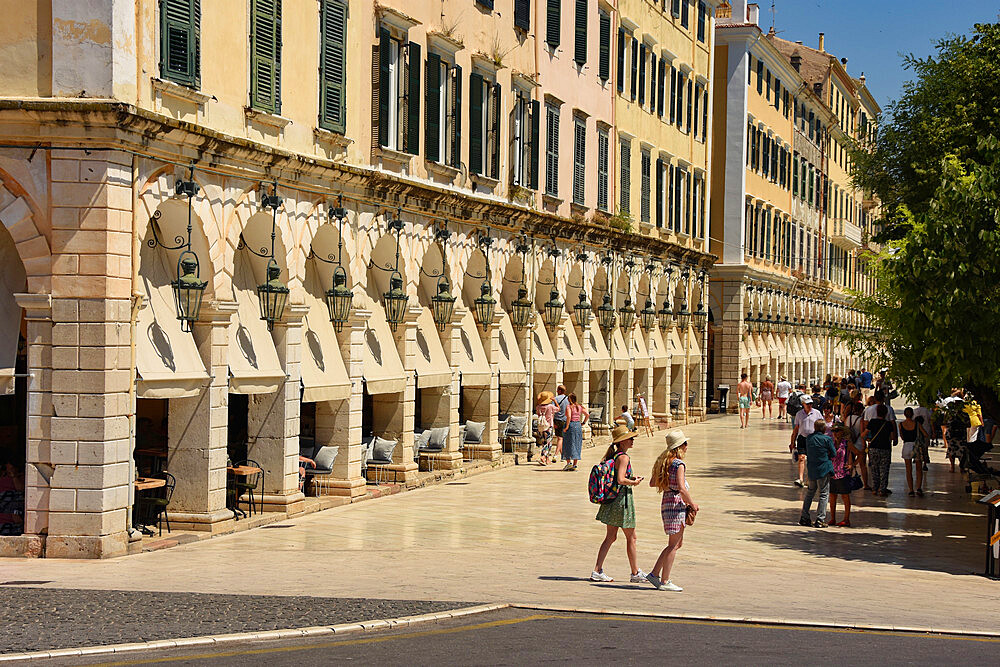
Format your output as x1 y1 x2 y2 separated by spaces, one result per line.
537 576 592 582
537 576 652 591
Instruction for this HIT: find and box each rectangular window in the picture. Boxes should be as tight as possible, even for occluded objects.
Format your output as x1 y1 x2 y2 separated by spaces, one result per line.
469 72 500 177
319 0 347 134
669 66 677 124
573 117 586 206
616 27 625 94
765 69 771 101
514 0 530 31
675 71 684 129
598 10 611 82
671 0 682 18
697 2 707 42
511 90 539 189
649 54 657 113
545 103 559 197
597 129 609 212
376 29 419 153
425 57 462 168
574 0 588 66
656 58 666 117
160 0 201 88
630 36 638 101
250 0 282 114
667 164 675 231
701 88 709 141
546 0 560 48
638 44 646 107
684 169 692 235
693 83 701 137
655 157 665 228
681 0 690 28
756 58 763 95
640 149 651 224
674 168 684 233
761 135 769 178
620 138 631 215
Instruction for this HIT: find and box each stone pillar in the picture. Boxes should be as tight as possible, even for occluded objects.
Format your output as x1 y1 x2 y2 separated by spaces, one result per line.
434 307 467 470
709 269 747 414
247 304 306 514
165 300 236 533
471 310 502 460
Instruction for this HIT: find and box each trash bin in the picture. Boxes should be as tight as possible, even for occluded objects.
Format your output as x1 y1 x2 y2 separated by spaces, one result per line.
717 384 730 412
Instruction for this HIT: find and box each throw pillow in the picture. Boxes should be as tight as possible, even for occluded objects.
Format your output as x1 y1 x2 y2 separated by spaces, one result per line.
507 416 527 436
465 420 485 443
313 445 339 470
429 426 449 449
414 429 432 450
372 437 397 462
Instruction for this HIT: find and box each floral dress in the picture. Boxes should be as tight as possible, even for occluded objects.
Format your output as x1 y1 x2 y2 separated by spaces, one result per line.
596 454 635 529
660 459 689 535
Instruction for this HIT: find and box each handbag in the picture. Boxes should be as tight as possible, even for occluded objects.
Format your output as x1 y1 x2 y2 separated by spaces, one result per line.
685 505 697 526
849 473 864 491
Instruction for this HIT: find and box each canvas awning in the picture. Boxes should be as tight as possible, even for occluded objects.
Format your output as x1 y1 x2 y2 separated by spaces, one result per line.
610 327 630 365
668 328 684 365
135 247 210 398
496 312 527 385
558 321 587 373
531 325 557 375
228 260 286 395
457 311 491 386
631 330 651 368
299 273 352 402
645 326 669 367
584 319 611 372
413 308 452 388
787 335 802 360
0 231 25 395
362 302 407 395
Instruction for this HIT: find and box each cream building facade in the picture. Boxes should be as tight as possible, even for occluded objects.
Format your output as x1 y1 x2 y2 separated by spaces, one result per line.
0 0 721 558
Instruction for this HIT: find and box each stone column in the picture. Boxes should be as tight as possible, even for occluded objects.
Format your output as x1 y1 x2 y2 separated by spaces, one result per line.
247 303 307 514
165 300 236 533
709 269 747 415
434 307 467 470
471 310 501 460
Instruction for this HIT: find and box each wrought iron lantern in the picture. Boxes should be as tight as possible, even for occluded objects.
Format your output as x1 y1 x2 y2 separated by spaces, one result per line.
254 183 289 331
147 169 207 332
597 293 617 332
383 208 409 332
692 303 708 330
510 285 533 331
675 303 691 330
658 298 673 330
573 291 592 328
473 280 496 332
543 288 564 329
314 197 353 332
639 298 657 332
430 224 456 332
618 296 636 331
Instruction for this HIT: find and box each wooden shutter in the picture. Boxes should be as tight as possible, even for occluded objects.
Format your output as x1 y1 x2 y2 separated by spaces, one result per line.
318 0 347 133
637 43 646 107
529 99 540 190
469 72 483 175
250 0 282 114
376 27 390 147
574 0 587 66
655 157 664 228
425 53 441 163
405 42 421 155
515 0 530 31
669 66 676 123
616 27 625 94
450 65 462 168
619 139 630 215
649 54 657 112
667 164 674 230
597 131 608 211
573 120 586 205
545 105 559 197
640 151 650 223
598 11 610 82
160 0 200 87
702 89 708 140
546 0 560 48
657 59 665 117
490 82 501 177
477 0 495 8
629 36 638 100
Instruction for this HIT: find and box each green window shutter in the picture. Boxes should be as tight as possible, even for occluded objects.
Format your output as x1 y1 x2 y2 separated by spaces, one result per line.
546 0 560 49
515 0 530 31
668 66 676 123
637 43 646 107
629 37 637 100
160 0 200 88
640 151 650 223
619 139 630 215
376 27 390 147
686 78 692 131
574 0 587 66
597 130 608 211
450 64 462 168
318 0 347 134
598 11 610 82
655 157 664 228
656 59 665 117
250 0 281 114
649 54 657 112
545 105 559 197
490 82 501 177
616 27 625 94
529 99 540 190
405 41 421 155
469 72 483 175
573 119 586 205
425 52 441 163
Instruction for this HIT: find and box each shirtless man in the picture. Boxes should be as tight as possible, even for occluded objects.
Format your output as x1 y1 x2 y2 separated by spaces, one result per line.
737 373 753 429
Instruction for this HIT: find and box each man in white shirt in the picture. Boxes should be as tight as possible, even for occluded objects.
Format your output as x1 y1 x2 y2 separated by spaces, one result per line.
789 396 822 487
776 377 792 420
862 390 897 427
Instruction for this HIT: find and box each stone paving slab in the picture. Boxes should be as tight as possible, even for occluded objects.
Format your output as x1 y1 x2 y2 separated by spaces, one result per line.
0 588 476 654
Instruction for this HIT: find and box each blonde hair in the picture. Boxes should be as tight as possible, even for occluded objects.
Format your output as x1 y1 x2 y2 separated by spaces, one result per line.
649 446 685 492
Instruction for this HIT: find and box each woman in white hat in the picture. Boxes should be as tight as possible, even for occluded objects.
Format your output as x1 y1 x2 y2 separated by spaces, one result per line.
590 424 648 584
646 430 698 592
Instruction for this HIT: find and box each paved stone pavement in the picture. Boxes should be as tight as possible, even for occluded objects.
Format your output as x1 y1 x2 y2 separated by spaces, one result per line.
1 413 997 639
0 588 474 654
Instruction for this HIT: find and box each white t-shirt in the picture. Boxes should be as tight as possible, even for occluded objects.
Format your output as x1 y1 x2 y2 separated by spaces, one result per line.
794 408 822 437
776 381 792 399
863 403 897 422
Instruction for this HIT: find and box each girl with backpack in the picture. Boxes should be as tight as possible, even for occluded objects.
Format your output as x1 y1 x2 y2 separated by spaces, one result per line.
591 425 647 584
647 430 697 592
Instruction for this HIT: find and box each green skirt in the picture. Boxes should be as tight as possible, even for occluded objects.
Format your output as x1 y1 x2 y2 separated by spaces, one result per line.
596 487 635 529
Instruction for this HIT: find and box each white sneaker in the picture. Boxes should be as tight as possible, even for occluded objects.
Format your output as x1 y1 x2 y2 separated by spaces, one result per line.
629 569 649 583
590 570 614 582
658 580 683 592
562 462 573 471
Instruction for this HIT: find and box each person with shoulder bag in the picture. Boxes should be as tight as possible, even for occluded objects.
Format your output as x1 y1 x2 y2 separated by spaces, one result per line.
859 403 895 497
646 431 698 592
552 385 569 464
591 425 648 584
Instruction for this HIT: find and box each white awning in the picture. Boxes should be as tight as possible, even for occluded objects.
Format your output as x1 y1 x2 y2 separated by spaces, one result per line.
300 272 352 403
558 321 587 373
229 260 285 395
584 319 611 372
631 330 651 369
645 326 669 367
610 327 630 365
457 311 491 386
363 303 407 395
413 308 452 388
497 312 527 385
0 231 25 395
531 326 557 375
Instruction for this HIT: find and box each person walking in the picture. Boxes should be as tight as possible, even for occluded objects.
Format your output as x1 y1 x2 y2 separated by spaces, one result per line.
760 376 775 420
561 393 588 471
789 395 822 487
535 391 557 466
591 425 648 584
844 401 869 490
860 403 895 496
799 420 836 528
776 376 792 420
647 431 698 592
829 423 859 527
899 407 924 496
737 373 753 429
552 385 569 462
859 368 874 401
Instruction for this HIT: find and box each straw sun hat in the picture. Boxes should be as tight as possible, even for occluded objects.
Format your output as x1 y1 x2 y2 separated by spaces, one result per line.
610 424 639 444
536 391 554 405
664 430 689 451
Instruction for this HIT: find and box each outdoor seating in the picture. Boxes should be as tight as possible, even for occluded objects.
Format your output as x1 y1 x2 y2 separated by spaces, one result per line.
462 421 485 460
298 439 339 496
670 392 681 412
228 459 263 517
135 471 175 537
589 406 608 435
416 426 448 471
366 437 397 484
501 415 531 453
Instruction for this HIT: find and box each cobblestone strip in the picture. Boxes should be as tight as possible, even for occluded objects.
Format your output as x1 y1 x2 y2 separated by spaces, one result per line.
0 588 490 656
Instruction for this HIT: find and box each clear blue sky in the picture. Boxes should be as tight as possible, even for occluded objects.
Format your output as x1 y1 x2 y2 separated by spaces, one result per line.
764 0 999 112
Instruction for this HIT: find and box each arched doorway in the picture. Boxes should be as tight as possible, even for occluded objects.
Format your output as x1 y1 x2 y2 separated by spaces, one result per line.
0 222 26 536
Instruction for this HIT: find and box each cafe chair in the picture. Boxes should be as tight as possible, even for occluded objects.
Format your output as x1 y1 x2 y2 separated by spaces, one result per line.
231 459 263 517
137 472 175 537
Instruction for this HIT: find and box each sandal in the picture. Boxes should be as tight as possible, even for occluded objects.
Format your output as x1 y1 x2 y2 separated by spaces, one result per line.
908 491 915 497
836 520 851 527
916 488 924 497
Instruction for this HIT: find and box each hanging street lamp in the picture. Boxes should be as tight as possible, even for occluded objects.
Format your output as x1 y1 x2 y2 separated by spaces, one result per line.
509 237 533 331
308 196 354 333
430 223 456 331
658 297 673 330
618 296 636 331
675 302 691 330
597 293 617 332
543 288 564 329
383 208 408 332
639 298 657 332
254 182 289 331
691 271 708 330
472 235 496 331
574 291 592 328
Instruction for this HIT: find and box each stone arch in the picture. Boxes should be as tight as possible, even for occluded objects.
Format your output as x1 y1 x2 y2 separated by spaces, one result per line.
0 169 50 293
302 200 357 296
223 182 296 298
